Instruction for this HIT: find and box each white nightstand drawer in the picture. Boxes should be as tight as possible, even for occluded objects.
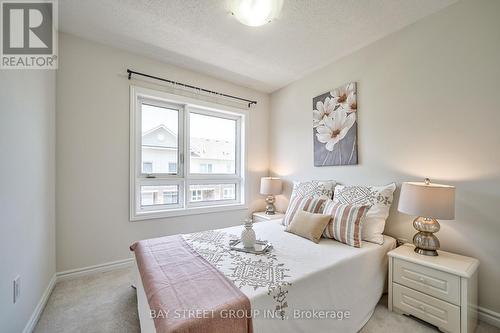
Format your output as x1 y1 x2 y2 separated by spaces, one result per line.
393 283 460 333
394 258 460 305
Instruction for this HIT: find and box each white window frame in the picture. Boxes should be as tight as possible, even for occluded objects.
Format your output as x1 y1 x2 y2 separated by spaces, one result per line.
130 86 248 221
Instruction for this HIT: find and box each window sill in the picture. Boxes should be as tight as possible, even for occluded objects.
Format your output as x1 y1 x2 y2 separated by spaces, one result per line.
130 203 248 222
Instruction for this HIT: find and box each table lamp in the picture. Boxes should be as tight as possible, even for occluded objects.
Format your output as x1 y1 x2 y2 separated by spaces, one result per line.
398 178 455 256
260 177 282 215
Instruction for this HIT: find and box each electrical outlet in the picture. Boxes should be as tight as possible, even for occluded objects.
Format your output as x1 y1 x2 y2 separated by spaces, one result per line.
13 276 20 304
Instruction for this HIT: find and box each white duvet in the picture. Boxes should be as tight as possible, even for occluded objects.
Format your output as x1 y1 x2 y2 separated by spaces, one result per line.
136 219 396 333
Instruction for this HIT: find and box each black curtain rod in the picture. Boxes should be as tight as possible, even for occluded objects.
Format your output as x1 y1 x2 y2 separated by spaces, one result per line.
127 69 257 108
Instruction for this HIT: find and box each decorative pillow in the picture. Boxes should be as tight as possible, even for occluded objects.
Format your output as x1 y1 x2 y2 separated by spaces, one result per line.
290 180 336 203
322 201 371 248
286 210 331 243
282 196 328 227
332 183 396 245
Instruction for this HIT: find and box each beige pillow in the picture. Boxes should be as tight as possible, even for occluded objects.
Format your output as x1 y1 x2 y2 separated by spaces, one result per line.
286 210 331 243
282 196 328 227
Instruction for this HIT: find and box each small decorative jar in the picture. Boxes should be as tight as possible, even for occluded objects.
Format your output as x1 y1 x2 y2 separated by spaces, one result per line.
241 218 256 249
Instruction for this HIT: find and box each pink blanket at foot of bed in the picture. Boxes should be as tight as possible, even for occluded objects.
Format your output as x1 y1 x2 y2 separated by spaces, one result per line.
131 235 252 333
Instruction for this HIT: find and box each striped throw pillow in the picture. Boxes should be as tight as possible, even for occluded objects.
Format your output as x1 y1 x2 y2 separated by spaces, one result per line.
282 196 328 227
322 201 371 248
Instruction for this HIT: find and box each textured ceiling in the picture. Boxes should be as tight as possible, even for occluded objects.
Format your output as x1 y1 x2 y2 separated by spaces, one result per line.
59 0 457 92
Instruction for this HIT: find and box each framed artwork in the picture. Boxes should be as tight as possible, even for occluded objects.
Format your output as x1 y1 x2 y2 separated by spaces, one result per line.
313 82 357 166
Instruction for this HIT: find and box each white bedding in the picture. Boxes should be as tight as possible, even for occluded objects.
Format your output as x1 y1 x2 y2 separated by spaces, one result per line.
136 219 395 333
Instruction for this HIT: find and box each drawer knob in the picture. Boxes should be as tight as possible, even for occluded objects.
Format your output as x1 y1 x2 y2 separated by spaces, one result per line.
419 277 426 283
419 305 426 312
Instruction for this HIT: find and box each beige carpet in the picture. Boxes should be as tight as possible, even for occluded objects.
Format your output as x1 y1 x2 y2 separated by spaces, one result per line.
35 266 499 333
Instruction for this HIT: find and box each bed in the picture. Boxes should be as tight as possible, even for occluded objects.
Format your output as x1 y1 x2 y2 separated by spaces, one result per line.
133 219 396 333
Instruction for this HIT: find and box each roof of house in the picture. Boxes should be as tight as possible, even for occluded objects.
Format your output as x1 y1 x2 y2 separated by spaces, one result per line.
142 125 234 160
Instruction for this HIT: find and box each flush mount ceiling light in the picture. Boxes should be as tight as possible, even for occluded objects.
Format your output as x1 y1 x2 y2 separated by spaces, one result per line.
230 0 283 27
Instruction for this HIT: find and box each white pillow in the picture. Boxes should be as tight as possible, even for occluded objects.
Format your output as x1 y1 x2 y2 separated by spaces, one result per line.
332 183 396 245
290 180 336 203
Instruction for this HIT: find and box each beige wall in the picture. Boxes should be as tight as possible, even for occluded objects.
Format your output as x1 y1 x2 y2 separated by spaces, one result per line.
0 71 56 332
269 0 500 315
56 33 269 272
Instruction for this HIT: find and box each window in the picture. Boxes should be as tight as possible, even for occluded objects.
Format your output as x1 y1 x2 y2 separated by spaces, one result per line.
190 113 235 174
188 184 236 203
140 185 179 207
198 163 213 173
163 190 178 204
191 189 203 202
130 87 246 220
143 162 153 174
223 186 235 199
168 162 177 174
141 103 180 175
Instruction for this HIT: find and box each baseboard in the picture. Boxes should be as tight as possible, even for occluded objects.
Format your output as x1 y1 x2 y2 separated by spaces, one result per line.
22 273 57 333
478 306 500 328
56 257 134 281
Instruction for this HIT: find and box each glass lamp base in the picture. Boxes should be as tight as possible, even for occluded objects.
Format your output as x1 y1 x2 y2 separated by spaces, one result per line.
413 216 440 256
265 195 276 215
414 247 438 256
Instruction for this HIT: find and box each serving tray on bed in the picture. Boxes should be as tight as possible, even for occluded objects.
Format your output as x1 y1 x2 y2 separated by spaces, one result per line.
229 239 273 254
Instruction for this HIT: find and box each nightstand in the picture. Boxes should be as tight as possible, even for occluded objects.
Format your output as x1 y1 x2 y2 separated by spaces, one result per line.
388 244 479 333
252 211 284 223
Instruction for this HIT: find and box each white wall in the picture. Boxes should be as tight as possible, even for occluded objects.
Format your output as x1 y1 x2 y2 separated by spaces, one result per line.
270 0 500 315
0 71 56 332
56 33 270 272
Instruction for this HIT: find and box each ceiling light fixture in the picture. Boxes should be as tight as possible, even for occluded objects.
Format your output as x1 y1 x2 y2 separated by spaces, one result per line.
230 0 283 27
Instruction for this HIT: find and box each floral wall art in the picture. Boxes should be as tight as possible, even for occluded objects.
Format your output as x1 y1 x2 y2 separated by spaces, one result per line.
313 82 357 166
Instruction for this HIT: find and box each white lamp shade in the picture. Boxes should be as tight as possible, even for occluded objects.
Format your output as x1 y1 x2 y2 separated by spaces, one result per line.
398 181 455 220
260 177 282 195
